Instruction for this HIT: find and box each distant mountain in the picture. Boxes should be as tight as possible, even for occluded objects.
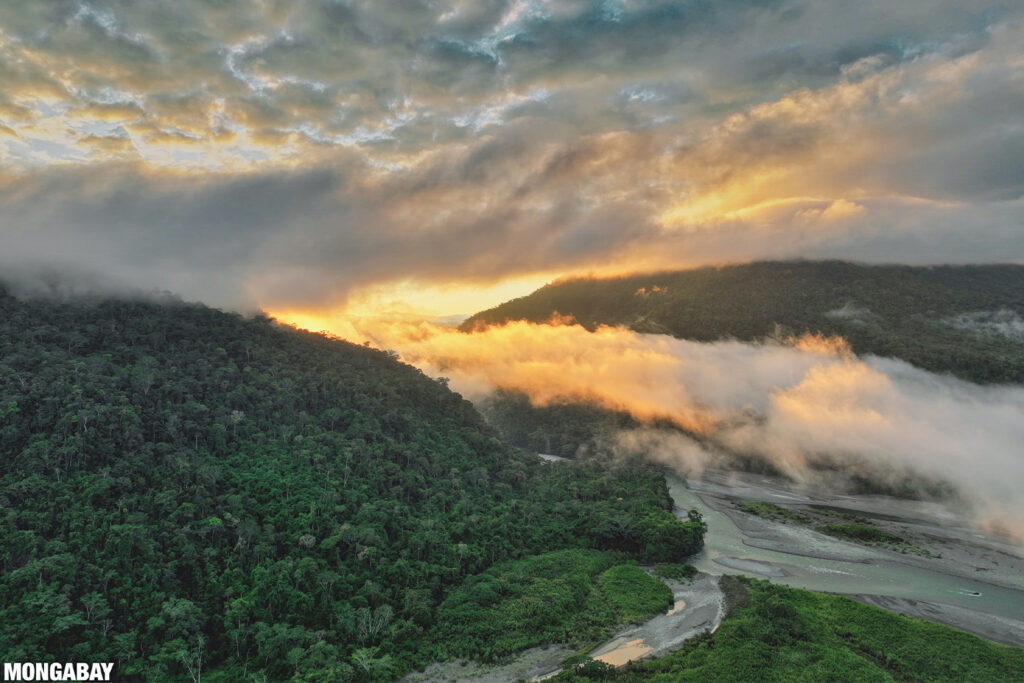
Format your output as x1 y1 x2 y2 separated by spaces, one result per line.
0 285 703 680
462 261 1024 383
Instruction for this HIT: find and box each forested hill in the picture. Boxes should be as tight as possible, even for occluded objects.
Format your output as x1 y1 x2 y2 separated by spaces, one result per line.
461 261 1024 383
0 285 704 681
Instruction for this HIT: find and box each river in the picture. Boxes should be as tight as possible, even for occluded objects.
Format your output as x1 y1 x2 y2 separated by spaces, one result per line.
666 472 1024 624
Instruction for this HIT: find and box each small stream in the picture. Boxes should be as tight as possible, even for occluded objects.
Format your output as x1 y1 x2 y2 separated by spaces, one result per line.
667 473 1024 622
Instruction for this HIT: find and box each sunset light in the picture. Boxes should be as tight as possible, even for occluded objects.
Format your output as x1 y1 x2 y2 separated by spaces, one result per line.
3 2 1024 680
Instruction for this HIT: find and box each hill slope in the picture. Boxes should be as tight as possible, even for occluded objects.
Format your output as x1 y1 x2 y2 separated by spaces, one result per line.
0 286 703 681
462 261 1024 383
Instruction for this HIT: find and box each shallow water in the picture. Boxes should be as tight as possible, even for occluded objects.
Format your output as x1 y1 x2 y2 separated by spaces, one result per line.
668 473 1024 622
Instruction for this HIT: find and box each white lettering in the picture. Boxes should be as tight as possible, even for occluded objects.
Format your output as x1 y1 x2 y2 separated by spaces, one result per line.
1 663 113 682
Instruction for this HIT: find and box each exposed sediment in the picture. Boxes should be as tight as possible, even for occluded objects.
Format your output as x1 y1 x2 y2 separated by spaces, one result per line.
680 470 1024 647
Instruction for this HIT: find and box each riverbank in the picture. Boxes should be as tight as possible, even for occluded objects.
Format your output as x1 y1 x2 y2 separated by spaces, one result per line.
588 572 723 667
692 470 1024 589
406 462 1024 681
403 572 725 681
675 469 1024 647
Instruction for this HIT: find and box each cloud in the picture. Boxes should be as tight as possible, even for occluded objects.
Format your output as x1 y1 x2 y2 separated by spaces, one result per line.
796 199 865 222
943 309 1024 342
333 316 1024 538
0 2 1022 310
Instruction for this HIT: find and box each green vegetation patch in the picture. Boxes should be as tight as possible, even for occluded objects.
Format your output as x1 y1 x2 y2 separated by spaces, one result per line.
738 503 940 559
555 578 1024 681
598 565 673 624
816 521 939 557
737 501 809 524
653 563 698 583
435 551 674 662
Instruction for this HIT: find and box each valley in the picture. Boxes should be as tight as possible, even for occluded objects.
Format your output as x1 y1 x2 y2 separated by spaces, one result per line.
3 271 1023 681
5 1 1024 678
404 462 1024 681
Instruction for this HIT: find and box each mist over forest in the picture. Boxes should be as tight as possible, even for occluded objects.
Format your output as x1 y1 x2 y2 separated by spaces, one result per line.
3 0 1024 680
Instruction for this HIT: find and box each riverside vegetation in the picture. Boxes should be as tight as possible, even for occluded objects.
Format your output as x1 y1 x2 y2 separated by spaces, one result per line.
2 282 1021 681
737 502 940 558
555 578 1024 681
434 551 673 662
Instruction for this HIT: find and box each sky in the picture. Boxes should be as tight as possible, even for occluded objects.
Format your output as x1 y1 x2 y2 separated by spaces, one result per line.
1 0 1023 317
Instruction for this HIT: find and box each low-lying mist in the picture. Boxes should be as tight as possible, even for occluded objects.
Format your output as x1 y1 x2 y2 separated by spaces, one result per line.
342 317 1024 542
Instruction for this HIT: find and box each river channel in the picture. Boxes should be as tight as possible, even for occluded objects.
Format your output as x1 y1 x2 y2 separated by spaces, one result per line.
666 472 1024 623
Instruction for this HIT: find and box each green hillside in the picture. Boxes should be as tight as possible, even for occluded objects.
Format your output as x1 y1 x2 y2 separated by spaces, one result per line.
461 261 1024 384
0 286 704 681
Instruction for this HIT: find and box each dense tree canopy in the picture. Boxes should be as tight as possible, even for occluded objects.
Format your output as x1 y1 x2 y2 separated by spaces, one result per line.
0 286 703 681
479 389 641 459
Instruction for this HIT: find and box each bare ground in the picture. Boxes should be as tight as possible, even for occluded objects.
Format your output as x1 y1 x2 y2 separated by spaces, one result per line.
688 470 1024 647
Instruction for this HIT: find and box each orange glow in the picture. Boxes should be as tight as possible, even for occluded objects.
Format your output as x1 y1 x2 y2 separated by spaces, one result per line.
274 314 726 433
271 273 557 329
267 307 1024 541
270 301 861 438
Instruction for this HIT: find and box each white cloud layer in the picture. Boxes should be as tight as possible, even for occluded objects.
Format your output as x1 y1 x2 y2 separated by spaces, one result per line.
359 319 1024 537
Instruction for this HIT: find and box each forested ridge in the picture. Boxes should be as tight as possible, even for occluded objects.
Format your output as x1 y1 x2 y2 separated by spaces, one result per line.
461 261 1024 384
0 286 704 681
479 389 641 459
